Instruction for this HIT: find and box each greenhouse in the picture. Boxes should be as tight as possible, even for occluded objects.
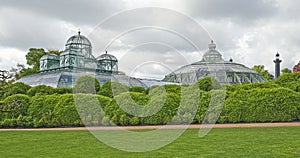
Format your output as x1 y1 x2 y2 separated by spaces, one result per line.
163 41 267 84
17 31 146 88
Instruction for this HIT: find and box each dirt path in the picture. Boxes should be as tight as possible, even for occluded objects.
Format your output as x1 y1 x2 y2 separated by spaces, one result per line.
0 122 300 131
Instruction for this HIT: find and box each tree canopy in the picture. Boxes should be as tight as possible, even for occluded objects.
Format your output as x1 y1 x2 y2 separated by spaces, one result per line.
252 65 274 80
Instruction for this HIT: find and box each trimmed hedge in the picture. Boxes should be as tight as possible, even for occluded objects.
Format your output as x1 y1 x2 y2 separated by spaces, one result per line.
220 88 300 123
1 76 300 127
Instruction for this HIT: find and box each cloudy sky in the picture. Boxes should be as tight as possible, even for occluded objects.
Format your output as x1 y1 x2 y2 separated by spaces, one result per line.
0 0 300 79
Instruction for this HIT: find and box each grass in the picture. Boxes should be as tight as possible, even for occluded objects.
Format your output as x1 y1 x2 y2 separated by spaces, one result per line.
0 127 299 157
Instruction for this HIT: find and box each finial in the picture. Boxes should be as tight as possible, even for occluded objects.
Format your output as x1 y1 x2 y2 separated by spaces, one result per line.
78 28 81 35
276 52 279 57
105 50 108 54
229 58 233 62
208 40 216 50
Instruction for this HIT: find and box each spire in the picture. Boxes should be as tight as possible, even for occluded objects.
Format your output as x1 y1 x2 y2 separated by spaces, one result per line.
208 40 216 50
78 28 81 35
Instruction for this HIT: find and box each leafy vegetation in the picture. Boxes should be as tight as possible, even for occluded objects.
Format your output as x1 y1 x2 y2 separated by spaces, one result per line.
252 65 274 80
0 72 300 127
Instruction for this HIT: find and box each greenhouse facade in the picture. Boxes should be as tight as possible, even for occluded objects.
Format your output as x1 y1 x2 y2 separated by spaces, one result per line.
163 41 267 84
17 31 266 88
17 31 146 88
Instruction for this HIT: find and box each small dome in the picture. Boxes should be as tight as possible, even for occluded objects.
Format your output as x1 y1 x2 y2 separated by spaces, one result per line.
97 51 118 61
65 31 92 50
40 54 59 60
202 40 223 62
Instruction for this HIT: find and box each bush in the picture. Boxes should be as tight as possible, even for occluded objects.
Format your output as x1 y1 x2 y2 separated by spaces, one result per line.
99 81 128 98
1 94 30 119
220 88 300 123
129 86 146 94
2 82 31 99
75 94 112 126
73 75 100 94
197 77 222 91
28 94 61 127
27 85 55 96
53 94 81 127
275 72 300 92
53 87 73 94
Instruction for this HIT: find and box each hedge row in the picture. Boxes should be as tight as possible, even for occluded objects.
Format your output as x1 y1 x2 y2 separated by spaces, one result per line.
0 86 299 127
0 74 300 127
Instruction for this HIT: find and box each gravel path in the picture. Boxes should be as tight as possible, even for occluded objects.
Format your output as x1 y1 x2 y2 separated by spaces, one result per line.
0 122 300 131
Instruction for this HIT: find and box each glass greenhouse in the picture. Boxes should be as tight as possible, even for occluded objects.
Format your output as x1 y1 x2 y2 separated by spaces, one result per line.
17 31 146 88
163 41 267 84
17 31 266 88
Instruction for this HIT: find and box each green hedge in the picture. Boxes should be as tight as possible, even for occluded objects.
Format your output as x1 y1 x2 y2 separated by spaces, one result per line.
220 88 300 123
1 76 300 128
275 72 300 92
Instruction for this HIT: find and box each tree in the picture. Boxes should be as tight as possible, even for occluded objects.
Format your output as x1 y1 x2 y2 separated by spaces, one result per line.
0 70 12 85
13 48 62 79
252 65 274 80
26 48 47 71
281 68 292 74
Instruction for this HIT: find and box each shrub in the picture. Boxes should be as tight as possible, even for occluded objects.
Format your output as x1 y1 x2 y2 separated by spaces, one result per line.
53 94 81 127
73 75 100 94
1 94 30 119
220 88 300 123
197 77 222 91
129 86 146 94
275 72 300 92
27 85 55 96
99 81 128 98
75 94 112 126
53 87 73 94
2 82 31 99
28 94 61 127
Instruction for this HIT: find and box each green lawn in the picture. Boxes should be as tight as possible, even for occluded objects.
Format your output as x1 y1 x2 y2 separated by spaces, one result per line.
0 127 299 157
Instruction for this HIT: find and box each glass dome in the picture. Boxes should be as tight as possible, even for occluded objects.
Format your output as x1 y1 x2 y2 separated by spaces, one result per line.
64 30 93 58
66 31 92 49
163 41 267 84
97 51 118 72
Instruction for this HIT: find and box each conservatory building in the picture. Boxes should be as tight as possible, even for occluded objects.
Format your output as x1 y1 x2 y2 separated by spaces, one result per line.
17 31 146 88
163 41 267 84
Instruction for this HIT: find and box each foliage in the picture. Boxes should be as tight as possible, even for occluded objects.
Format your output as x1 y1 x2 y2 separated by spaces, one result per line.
28 94 61 127
75 94 112 126
1 94 30 120
275 72 300 92
73 75 100 94
281 68 292 74
98 81 128 98
53 87 73 94
252 65 274 80
129 86 146 94
27 85 55 96
2 82 31 99
53 94 81 127
197 77 222 91
220 88 300 123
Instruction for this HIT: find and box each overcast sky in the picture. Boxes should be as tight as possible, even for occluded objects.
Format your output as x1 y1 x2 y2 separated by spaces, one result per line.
0 0 300 79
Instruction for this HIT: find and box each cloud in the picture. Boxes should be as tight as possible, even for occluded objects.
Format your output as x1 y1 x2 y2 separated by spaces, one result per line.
0 0 300 78
0 0 124 26
185 0 278 25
